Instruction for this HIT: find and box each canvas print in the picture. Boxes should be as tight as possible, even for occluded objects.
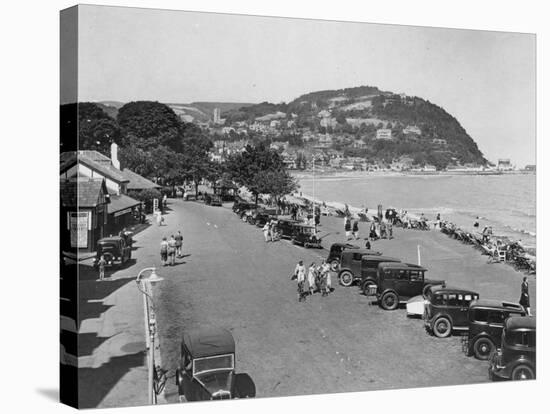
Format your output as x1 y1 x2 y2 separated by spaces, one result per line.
60 5 536 409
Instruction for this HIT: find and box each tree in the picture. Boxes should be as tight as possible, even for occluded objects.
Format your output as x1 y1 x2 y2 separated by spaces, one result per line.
77 102 120 155
226 144 297 205
117 101 183 152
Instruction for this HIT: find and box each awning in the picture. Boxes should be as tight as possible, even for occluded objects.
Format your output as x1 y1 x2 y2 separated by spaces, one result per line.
107 194 141 217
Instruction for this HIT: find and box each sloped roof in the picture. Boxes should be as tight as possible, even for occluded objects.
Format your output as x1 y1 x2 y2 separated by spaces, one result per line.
107 193 141 214
121 168 161 191
60 151 128 184
60 179 108 208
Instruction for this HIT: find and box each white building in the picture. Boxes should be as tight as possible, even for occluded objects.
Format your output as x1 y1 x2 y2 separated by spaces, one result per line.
376 129 393 140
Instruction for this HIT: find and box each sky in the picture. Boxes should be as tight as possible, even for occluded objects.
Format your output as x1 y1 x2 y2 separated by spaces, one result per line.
73 5 536 167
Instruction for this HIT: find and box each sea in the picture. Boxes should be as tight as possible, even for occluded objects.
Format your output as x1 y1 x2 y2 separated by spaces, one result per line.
295 173 536 250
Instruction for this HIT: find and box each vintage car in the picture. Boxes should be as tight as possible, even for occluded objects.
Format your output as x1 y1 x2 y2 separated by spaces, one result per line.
489 316 536 381
176 327 255 401
291 224 322 248
463 299 526 360
232 201 257 215
423 286 480 338
338 251 393 287
274 218 301 239
327 243 381 272
365 262 445 310
353 255 401 291
204 193 223 206
93 236 132 268
250 208 278 227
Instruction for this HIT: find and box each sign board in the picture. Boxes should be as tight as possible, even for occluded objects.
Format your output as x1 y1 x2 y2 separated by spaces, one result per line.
69 211 90 248
153 198 159 212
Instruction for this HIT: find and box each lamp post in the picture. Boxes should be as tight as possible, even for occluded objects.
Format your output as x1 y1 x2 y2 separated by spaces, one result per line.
136 267 164 404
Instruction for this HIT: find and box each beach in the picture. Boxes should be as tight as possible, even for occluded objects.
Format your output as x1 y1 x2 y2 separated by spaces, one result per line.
151 198 536 401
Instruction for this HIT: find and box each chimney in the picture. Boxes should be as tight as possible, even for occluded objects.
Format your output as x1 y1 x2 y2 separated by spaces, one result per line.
111 142 120 170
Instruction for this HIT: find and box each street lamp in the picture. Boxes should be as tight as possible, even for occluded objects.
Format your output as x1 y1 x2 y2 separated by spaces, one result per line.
136 267 164 404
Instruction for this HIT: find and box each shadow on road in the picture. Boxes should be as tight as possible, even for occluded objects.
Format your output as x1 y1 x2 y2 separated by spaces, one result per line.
78 350 146 408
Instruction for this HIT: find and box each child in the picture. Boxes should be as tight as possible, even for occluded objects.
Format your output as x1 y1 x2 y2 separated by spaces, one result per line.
98 254 106 281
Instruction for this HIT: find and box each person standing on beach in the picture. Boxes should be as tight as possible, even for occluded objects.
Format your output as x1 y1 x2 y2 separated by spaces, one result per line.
160 237 169 266
369 221 378 240
345 217 352 240
352 220 359 240
519 277 531 315
365 240 371 249
380 220 387 239
388 221 393 239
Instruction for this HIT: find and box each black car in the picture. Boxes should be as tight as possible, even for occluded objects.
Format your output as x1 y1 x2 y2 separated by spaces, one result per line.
489 316 535 381
291 224 322 248
327 243 381 272
176 327 255 401
93 236 132 268
366 262 445 310
250 208 277 227
424 286 480 338
232 201 257 215
337 250 392 287
205 193 223 206
274 218 300 239
463 299 526 360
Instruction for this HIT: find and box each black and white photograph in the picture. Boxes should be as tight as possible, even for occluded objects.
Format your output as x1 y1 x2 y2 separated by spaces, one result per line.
4 1 547 413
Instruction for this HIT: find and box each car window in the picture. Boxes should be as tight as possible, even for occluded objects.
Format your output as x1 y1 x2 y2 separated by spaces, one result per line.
447 294 458 306
507 331 534 347
397 270 408 280
488 310 506 325
473 309 489 322
352 253 363 261
409 270 422 281
434 294 445 306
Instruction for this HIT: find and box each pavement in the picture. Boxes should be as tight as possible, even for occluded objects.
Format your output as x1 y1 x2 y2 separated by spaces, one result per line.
152 199 536 402
76 217 168 408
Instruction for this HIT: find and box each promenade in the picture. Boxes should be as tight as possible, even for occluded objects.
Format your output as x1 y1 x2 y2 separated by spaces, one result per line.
152 199 535 401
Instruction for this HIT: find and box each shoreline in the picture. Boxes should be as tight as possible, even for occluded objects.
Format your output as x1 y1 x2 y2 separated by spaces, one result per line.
292 169 535 180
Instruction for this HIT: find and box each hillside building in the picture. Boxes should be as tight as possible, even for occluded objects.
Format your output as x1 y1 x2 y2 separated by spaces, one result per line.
375 129 393 140
403 125 421 135
497 159 514 171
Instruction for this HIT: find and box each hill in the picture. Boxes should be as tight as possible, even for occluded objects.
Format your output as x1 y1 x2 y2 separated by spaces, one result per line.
222 85 487 167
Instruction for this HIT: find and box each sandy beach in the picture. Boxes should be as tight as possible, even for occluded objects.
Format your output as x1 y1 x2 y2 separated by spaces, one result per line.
151 198 535 402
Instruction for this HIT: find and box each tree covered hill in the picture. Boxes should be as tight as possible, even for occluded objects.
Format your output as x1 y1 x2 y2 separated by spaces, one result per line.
223 85 487 166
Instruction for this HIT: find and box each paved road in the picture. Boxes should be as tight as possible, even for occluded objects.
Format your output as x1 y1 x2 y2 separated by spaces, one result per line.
152 199 536 402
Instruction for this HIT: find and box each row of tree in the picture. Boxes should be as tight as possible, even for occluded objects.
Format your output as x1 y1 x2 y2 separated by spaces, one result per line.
70 101 297 204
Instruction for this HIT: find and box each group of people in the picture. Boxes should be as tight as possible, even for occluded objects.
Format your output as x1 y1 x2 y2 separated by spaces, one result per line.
368 219 393 240
344 216 361 241
262 220 280 242
159 230 184 266
293 260 332 302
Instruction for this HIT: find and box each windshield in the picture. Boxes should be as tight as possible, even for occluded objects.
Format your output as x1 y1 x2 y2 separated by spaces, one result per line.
193 354 234 375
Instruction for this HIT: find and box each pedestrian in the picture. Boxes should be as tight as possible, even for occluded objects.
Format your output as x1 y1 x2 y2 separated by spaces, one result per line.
380 220 387 239
369 221 378 240
294 260 307 302
388 221 393 239
175 230 183 257
168 235 177 266
97 254 106 281
352 220 359 240
163 193 168 209
365 239 371 250
262 222 270 242
307 262 317 295
323 261 332 295
345 217 352 240
160 237 169 266
519 277 531 315
435 213 441 229
156 211 162 226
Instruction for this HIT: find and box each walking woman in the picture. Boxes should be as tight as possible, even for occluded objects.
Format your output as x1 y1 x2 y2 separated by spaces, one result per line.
294 260 307 302
519 277 531 315
307 262 317 295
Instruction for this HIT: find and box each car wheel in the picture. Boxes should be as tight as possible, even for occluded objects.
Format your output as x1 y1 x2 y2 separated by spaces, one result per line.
381 291 399 310
473 337 495 360
339 271 354 287
330 260 340 272
511 364 535 380
432 317 452 338
362 280 375 295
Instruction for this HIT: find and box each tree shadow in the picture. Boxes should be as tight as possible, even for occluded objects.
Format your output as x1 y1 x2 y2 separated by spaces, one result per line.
78 350 146 408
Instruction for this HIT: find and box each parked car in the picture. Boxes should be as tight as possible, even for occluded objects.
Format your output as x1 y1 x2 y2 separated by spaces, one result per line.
357 255 401 292
232 201 256 215
176 327 255 401
93 236 132 268
463 299 526 360
338 251 394 287
291 224 322 248
423 286 480 338
327 243 381 272
489 316 535 381
252 208 278 227
205 193 223 206
274 218 300 239
365 262 445 310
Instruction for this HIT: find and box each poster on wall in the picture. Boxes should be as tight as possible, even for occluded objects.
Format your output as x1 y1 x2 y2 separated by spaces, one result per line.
69 211 90 248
